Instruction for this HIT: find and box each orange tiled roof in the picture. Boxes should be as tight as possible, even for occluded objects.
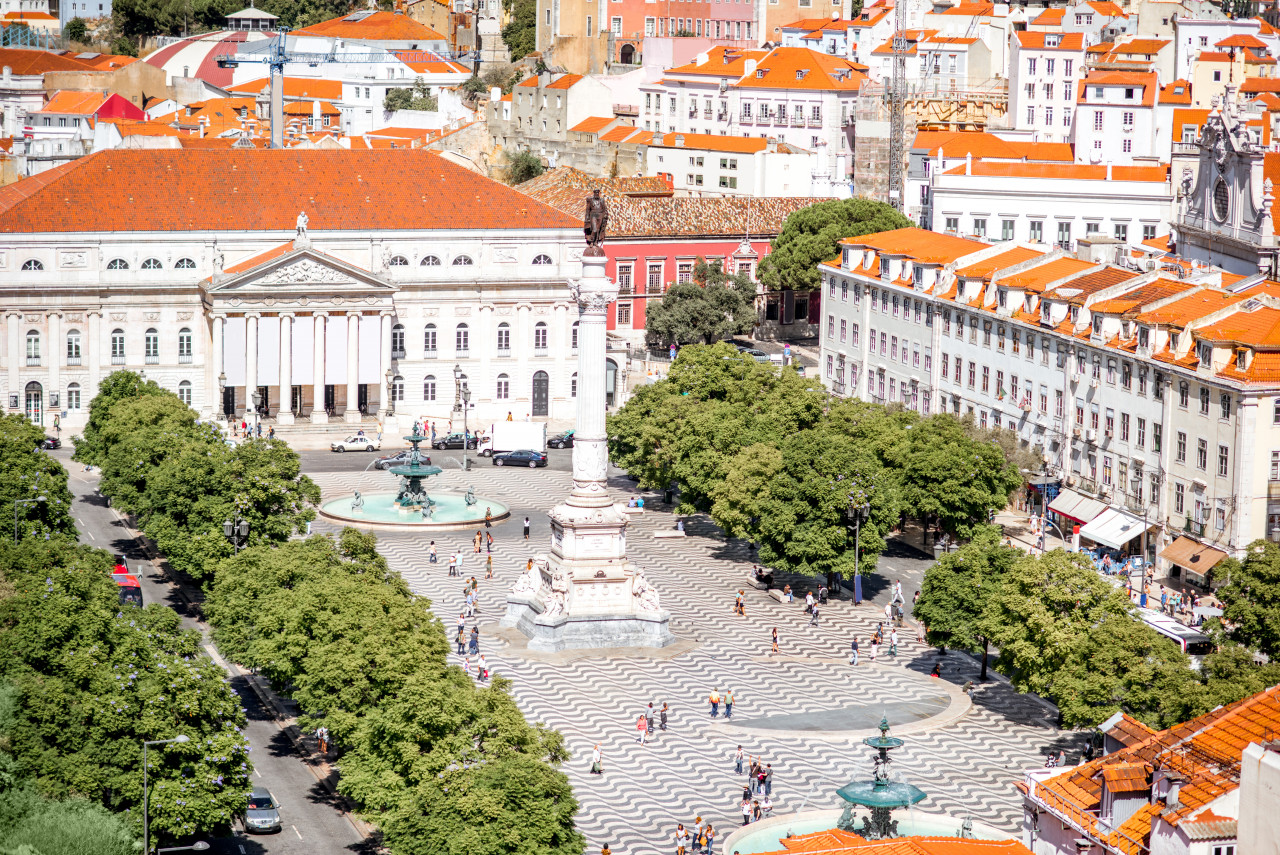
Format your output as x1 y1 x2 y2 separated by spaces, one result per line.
666 46 771 77
1089 279 1197 314
1218 349 1280 381
227 77 344 101
223 241 296 274
757 829 1033 855
4 11 55 19
1101 762 1151 792
569 116 616 134
1243 76 1280 93
517 72 583 90
1031 8 1063 25
1078 70 1159 106
1198 51 1232 62
955 246 1045 280
1140 233 1171 252
940 2 996 15
913 130 1073 161
393 52 469 74
1015 32 1085 50
734 47 867 91
74 53 138 71
1162 80 1193 104
38 91 106 115
1105 712 1160 746
1196 305 1280 347
0 149 580 234
1087 1 1128 15
0 47 93 75
599 125 649 144
280 100 340 116
842 227 988 265
1134 284 1247 326
1173 108 1209 130
943 162 1168 182
1000 258 1098 293
652 131 806 154
292 10 445 41
1217 33 1267 49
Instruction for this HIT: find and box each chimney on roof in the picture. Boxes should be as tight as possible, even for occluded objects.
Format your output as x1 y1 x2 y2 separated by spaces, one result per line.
1074 841 1094 855
965 150 972 174
539 69 551 87
674 133 684 147
745 59 758 75
767 136 777 152
1107 160 1112 179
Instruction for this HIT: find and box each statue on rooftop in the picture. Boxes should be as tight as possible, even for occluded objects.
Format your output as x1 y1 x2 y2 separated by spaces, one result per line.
296 211 309 239
583 189 608 252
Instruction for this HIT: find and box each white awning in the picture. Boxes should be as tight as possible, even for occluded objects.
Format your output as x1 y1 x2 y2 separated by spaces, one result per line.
1079 508 1150 550
1047 488 1109 524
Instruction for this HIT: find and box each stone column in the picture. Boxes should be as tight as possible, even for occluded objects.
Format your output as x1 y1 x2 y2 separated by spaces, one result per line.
569 254 621 509
86 310 101 402
278 312 294 425
211 314 225 417
378 310 393 418
245 312 259 422
47 311 60 416
344 311 361 423
6 312 19 411
311 312 328 424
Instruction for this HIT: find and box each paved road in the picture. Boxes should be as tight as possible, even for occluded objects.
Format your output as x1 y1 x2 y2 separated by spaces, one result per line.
59 451 368 855
297 445 575 473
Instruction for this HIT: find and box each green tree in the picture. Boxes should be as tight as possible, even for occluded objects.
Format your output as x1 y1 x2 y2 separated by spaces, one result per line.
893 415 1022 540
72 370 170 467
95 393 205 514
63 17 88 43
383 77 439 112
1214 541 1280 659
0 537 250 845
500 0 536 59
644 260 756 348
0 416 74 542
0 795 137 855
914 525 1017 679
756 198 911 294
504 149 544 185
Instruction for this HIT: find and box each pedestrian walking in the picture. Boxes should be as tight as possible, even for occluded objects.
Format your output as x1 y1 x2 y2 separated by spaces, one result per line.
486 531 494 553
740 799 752 826
850 636 860 665
469 626 479 655
477 654 489 682
485 554 493 579
724 689 735 720
704 824 716 855
764 764 772 796
752 799 762 822
646 702 655 736
869 638 879 662
455 626 466 655
884 602 894 622
756 765 766 795
659 702 668 730
889 628 898 657
430 541 438 564
771 626 779 655
734 591 745 616
636 712 648 744
891 579 904 605
808 604 820 627
735 745 744 774
523 516 531 540
590 743 603 774
804 591 815 613
316 726 329 754
709 688 721 717
447 553 457 576
473 530 483 553
674 824 689 855
462 656 472 677
602 844 612 855
485 507 493 528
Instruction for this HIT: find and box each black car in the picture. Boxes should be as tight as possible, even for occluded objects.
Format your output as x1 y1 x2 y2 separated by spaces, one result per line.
548 430 575 449
492 449 548 468
41 436 60 450
374 450 431 469
433 432 479 450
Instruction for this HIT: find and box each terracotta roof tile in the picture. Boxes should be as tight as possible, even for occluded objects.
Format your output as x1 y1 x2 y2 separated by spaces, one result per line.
1015 32 1086 50
913 130 1073 161
942 162 1168 182
38 91 106 115
734 47 867 92
653 131 807 154
223 241 296 274
940 2 996 15
0 47 93 75
842 227 988 264
1196 305 1280 347
1087 1 1128 16
1218 349 1280 381
1217 33 1268 48
0 149 579 234
1240 76 1280 93
1162 80 1194 104
1031 8 1064 24
1089 279 1198 314
955 246 1045 279
1135 289 1246 325
292 10 445 41
666 46 771 77
1001 258 1097 293
516 73 583 90
1101 762 1150 792
569 116 616 134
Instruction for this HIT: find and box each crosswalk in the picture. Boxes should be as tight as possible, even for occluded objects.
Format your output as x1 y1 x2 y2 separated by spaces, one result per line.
308 468 1077 855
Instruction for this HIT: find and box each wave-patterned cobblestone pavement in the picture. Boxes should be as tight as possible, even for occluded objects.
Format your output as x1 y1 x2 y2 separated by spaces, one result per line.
310 468 1082 855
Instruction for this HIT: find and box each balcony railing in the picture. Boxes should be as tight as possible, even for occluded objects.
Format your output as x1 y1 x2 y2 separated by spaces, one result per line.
534 347 549 356
456 347 469 358
66 356 81 366
179 353 193 364
145 354 159 364
25 356 39 366
496 348 511 358
790 115 805 127
391 349 406 360
111 355 125 365
739 114 753 125
808 116 823 127
1184 519 1206 537
424 348 437 359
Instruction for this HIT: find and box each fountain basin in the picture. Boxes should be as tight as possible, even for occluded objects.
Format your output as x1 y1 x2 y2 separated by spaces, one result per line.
319 491 510 531
721 809 1013 854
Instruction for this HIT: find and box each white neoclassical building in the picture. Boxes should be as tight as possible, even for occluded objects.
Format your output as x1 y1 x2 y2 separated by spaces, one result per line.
0 148 586 436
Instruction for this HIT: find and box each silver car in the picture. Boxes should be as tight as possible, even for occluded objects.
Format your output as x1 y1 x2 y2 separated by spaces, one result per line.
244 786 281 833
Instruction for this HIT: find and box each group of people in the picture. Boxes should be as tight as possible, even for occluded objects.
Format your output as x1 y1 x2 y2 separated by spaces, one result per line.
706 689 735 719
672 818 717 855
734 747 775 826
634 701 670 744
454 612 487 681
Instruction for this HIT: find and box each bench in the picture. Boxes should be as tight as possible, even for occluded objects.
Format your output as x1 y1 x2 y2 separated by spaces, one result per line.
653 530 686 539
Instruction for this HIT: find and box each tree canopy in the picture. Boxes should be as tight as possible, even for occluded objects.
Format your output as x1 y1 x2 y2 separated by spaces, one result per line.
756 198 911 294
504 149 544 185
383 77 439 112
500 0 536 60
1214 540 1280 660
644 259 756 348
0 415 74 542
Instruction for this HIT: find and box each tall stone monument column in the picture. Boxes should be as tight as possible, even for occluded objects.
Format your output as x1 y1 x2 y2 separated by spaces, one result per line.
501 192 675 652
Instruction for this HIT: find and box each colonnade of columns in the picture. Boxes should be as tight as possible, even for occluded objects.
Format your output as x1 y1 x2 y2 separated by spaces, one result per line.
210 308 394 425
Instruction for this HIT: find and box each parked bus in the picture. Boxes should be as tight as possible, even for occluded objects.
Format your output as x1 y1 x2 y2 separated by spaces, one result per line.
1138 609 1213 668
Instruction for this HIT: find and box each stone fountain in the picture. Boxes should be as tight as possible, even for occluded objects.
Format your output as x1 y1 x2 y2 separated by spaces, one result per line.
834 717 927 839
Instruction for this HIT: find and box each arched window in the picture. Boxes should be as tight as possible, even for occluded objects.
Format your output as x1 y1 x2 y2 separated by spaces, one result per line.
424 375 437 401
392 375 404 402
24 331 40 365
571 321 579 351
110 329 125 364
141 258 163 270
107 258 129 270
452 255 473 266
496 322 511 353
177 380 192 407
421 255 441 266
533 254 552 265
144 328 159 364
534 321 548 351
65 330 81 365
424 323 437 355
456 323 469 354
66 382 81 410
391 323 405 358
21 259 43 271
389 255 408 267
175 257 196 269
571 372 578 398
496 373 510 399
178 328 193 363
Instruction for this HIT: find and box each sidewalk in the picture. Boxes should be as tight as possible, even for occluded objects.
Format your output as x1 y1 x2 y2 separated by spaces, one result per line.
992 509 1069 554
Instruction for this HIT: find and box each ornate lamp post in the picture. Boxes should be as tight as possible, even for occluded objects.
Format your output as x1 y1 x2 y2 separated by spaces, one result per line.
223 517 249 554
142 734 189 855
848 491 870 604
453 363 471 471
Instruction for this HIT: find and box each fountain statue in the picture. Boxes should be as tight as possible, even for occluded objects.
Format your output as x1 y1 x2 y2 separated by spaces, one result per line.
834 717 926 839
389 431 443 511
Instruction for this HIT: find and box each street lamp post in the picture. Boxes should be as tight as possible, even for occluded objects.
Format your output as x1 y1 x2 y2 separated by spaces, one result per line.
13 495 47 544
453 363 471 471
157 843 210 854
847 492 870 605
250 390 261 438
143 735 189 855
223 517 249 554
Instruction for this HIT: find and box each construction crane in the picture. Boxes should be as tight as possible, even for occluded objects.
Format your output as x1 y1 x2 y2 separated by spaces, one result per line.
887 0 907 212
215 27 473 149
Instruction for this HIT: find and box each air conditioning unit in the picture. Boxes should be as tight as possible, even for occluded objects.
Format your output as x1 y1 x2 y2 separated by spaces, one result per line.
1090 378 1100 388
1070 373 1082 385
1066 475 1078 486
1086 429 1097 442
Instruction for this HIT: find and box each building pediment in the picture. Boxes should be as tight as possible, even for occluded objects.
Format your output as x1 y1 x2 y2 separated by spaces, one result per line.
208 246 398 296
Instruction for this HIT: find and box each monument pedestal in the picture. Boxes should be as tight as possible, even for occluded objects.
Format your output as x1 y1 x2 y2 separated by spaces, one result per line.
501 248 674 651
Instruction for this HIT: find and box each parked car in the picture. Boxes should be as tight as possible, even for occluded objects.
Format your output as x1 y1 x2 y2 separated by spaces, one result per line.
244 787 282 834
41 436 60 450
330 434 380 452
492 449 548 468
736 347 771 363
375 450 431 469
547 430 575 449
433 432 478 450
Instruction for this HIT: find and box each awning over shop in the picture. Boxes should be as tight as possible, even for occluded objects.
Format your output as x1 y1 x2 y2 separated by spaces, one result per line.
1160 536 1228 575
1047 488 1109 524
1079 508 1150 550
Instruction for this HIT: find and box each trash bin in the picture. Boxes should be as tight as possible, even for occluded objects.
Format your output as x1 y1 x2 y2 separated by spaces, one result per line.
664 488 674 503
